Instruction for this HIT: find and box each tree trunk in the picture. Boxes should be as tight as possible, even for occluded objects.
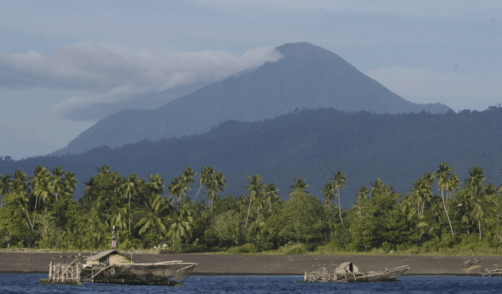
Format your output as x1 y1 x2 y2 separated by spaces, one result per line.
210 191 215 213
245 197 253 228
128 195 131 235
479 220 482 240
337 188 343 224
193 182 203 205
441 189 455 236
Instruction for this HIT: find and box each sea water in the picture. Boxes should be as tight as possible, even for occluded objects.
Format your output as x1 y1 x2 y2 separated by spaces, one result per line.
1 274 501 293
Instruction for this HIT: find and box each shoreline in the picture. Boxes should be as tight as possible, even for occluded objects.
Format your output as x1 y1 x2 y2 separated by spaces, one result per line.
0 252 497 276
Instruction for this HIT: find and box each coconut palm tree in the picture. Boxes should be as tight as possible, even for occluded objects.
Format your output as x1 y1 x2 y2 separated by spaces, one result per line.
49 166 65 221
455 189 474 236
355 186 369 218
409 174 434 218
32 167 52 216
148 173 165 196
167 203 194 251
134 196 168 236
320 181 335 208
332 171 347 224
168 177 183 210
180 167 195 197
472 191 492 240
110 205 128 234
78 195 108 246
194 166 213 203
119 174 140 235
205 171 226 212
435 162 456 236
11 170 36 231
466 166 486 195
244 174 266 228
289 178 309 197
264 182 280 213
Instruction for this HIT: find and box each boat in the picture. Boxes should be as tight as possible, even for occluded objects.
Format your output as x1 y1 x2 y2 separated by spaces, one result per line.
79 249 197 285
301 261 409 283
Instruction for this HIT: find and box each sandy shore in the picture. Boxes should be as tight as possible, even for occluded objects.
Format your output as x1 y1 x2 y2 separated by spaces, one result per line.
1 252 500 275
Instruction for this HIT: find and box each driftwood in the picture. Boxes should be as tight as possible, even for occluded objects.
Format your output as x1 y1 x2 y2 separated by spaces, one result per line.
481 264 502 277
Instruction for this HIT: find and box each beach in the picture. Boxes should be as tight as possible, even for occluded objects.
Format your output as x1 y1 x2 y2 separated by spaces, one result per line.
1 252 500 275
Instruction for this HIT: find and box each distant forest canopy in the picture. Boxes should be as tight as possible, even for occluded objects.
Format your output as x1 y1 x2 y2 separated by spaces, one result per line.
1 162 502 254
1 106 502 208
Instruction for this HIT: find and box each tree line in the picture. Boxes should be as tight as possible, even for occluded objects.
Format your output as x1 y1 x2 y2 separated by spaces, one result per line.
0 162 501 254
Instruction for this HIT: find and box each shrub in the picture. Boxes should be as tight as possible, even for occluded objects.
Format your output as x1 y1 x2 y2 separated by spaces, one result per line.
278 243 308 255
226 243 258 254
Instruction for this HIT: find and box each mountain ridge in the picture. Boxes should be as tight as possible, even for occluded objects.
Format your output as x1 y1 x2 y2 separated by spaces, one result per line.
4 107 501 208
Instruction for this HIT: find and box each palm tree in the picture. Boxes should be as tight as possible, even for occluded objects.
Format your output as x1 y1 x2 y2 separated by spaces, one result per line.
435 162 456 236
244 174 266 228
194 166 213 203
134 196 168 236
332 171 347 224
109 205 128 234
289 178 309 197
264 182 280 213
409 174 434 218
49 166 65 220
465 167 490 239
148 173 165 196
355 186 368 218
472 191 492 240
455 189 474 236
168 177 183 210
0 173 12 207
466 166 486 195
0 173 11 194
32 167 52 216
205 171 226 212
167 204 194 251
120 174 140 235
78 195 108 246
11 170 36 231
320 181 335 208
180 167 196 198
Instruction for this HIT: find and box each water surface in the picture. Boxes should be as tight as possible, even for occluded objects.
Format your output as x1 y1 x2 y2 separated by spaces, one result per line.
1 274 501 293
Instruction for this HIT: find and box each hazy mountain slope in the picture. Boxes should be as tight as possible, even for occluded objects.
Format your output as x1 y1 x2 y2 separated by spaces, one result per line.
6 107 501 208
54 42 450 156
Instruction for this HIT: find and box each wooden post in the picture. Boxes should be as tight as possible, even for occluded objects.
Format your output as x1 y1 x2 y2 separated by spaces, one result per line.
48 262 53 281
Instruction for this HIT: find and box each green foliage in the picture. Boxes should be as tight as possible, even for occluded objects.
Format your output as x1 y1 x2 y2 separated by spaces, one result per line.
226 243 258 254
2 162 502 255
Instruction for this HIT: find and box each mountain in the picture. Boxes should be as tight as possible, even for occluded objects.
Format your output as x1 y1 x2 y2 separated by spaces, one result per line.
53 42 450 156
5 107 501 208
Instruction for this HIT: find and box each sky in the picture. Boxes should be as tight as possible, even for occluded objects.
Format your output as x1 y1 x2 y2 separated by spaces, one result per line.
0 0 501 159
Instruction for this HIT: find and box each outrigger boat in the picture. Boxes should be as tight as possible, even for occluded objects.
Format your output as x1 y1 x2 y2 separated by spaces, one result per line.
39 249 197 286
80 250 197 285
301 261 409 283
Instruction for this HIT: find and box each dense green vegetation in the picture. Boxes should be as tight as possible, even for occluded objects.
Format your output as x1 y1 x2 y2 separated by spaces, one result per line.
1 163 501 255
2 106 502 208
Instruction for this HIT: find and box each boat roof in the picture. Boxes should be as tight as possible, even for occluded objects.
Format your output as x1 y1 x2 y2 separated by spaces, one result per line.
86 250 121 261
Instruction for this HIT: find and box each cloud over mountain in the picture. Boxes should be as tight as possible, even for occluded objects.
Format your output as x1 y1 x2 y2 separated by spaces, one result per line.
0 44 282 121
53 42 451 156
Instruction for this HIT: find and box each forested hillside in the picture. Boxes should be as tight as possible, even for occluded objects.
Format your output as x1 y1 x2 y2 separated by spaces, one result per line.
2 106 502 209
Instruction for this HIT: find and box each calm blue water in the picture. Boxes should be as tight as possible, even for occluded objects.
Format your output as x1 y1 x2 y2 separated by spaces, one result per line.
1 274 501 293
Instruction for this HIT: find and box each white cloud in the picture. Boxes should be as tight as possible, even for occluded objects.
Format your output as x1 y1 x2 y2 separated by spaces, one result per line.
188 0 502 19
365 67 502 111
0 44 282 121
